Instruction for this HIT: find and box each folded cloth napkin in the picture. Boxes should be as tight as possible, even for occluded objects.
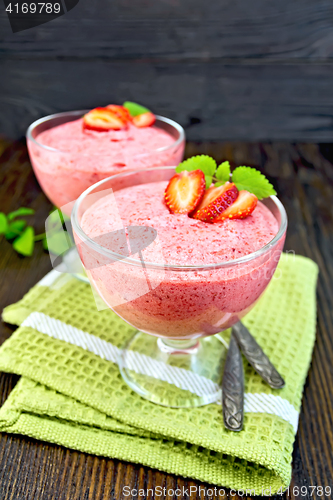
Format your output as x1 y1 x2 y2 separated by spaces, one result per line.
0 253 318 494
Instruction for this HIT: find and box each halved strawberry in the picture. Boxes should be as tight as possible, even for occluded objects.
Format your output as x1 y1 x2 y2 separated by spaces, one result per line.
164 170 206 214
106 105 131 123
132 112 156 128
192 182 239 222
83 107 127 131
215 190 258 221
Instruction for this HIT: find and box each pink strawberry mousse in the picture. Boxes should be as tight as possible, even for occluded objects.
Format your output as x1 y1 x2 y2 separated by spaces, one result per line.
79 181 284 339
28 118 184 210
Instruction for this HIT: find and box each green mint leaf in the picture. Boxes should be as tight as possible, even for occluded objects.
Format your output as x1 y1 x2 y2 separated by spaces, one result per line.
5 220 27 240
8 208 35 221
12 226 35 256
123 101 150 117
214 180 225 187
46 231 72 255
176 155 216 176
51 206 70 222
48 208 69 231
205 175 213 189
48 211 62 229
176 155 217 176
176 155 216 188
215 161 231 183
0 213 8 234
232 166 277 199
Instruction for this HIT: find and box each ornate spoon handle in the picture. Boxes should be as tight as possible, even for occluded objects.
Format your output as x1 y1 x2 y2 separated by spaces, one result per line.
222 333 244 432
232 322 285 389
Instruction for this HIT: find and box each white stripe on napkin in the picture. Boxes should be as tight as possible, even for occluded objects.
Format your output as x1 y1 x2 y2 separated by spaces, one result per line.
22 311 299 431
37 269 62 287
37 265 73 290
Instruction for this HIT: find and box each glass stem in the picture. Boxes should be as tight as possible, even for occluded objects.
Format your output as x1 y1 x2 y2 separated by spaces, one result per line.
157 337 199 354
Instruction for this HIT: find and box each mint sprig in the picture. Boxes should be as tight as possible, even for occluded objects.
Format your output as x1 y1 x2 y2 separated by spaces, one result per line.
0 213 8 234
12 226 35 256
44 207 73 255
0 208 44 256
123 101 150 117
1 206 73 257
7 207 35 221
232 166 276 199
176 155 216 188
215 161 231 186
5 219 27 240
176 155 276 199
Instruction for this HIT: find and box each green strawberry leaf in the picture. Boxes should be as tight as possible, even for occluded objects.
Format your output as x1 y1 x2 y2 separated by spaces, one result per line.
123 101 150 117
12 226 35 256
8 208 35 221
215 161 231 183
232 166 276 199
0 213 8 234
5 220 27 240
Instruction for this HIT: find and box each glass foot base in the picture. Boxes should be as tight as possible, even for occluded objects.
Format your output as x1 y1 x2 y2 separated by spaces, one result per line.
119 331 229 408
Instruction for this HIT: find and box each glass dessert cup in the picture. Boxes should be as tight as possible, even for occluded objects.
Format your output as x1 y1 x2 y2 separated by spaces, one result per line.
72 167 287 408
27 110 185 212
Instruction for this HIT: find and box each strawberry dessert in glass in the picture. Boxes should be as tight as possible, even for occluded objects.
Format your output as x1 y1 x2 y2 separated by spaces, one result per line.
72 157 287 407
27 102 185 212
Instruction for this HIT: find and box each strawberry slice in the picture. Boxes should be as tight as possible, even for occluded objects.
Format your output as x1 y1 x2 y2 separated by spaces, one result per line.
164 170 206 214
192 182 239 222
215 190 258 221
132 112 156 128
106 105 131 123
83 107 127 131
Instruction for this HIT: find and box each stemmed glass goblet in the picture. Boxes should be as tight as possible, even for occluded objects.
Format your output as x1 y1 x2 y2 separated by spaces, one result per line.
71 167 287 408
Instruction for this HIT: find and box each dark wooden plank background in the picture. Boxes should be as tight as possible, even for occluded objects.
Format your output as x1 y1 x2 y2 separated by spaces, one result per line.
1 0 333 140
1 138 333 500
1 0 333 497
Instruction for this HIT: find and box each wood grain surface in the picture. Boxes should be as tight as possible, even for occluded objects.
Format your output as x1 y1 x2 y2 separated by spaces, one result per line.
2 0 333 59
0 138 332 500
1 0 333 140
2 60 333 142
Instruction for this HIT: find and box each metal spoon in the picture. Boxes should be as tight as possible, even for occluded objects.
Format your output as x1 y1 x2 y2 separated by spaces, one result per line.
232 321 285 389
222 332 244 431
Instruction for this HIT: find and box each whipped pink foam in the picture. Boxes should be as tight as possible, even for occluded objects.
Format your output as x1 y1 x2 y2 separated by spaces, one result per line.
81 181 278 266
37 119 175 168
28 118 184 210
76 179 284 339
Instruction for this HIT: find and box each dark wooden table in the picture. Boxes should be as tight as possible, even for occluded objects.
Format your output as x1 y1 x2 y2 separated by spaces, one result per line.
0 138 332 500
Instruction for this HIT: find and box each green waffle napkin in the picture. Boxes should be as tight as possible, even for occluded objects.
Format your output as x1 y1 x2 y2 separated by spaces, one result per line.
0 253 318 494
